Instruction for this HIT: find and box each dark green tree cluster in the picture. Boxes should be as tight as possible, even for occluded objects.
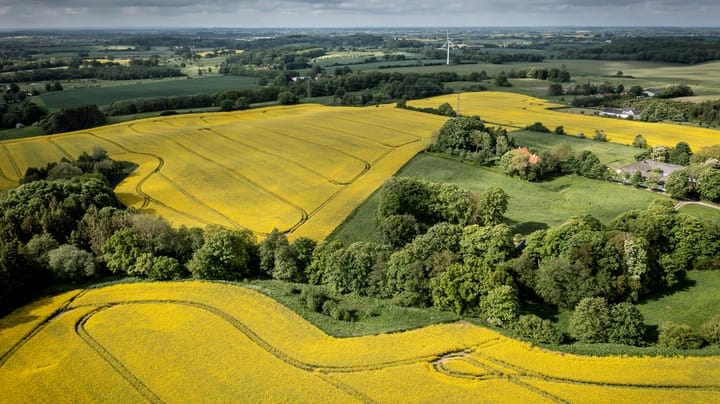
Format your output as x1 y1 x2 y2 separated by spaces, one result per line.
289 71 448 104
7 66 184 83
517 202 720 315
657 316 720 349
1 100 47 129
558 37 720 64
664 147 720 202
20 147 133 186
0 154 327 314
106 87 281 116
39 104 106 134
375 177 506 229
568 298 646 345
221 47 324 70
500 144 608 182
305 179 516 325
0 158 121 311
429 116 514 164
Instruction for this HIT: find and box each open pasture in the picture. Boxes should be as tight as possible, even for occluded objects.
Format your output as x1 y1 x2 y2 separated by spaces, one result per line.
39 76 258 110
1 281 718 402
0 104 445 240
409 91 720 151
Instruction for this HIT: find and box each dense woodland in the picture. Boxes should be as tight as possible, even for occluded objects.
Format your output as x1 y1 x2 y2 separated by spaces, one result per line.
557 38 720 64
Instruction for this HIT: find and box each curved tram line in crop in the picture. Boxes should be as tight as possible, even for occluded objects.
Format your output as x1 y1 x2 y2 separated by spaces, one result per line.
128 123 310 234
119 115 399 235
0 143 23 178
3 288 719 403
84 132 251 232
157 119 348 186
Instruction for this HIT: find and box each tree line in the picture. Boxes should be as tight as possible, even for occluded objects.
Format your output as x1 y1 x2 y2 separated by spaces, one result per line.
558 37 720 64
2 65 184 83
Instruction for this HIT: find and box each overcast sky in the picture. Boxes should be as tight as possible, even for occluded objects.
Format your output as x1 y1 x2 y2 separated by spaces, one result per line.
0 0 718 29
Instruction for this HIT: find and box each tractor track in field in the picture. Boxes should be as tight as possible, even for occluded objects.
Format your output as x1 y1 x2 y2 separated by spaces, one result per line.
45 138 74 161
0 165 14 184
219 113 372 168
0 290 90 368
89 131 249 231
325 116 424 147
159 119 349 186
171 114 427 234
5 284 720 402
0 143 22 178
75 305 165 404
128 123 309 234
293 119 409 149
200 126 352 186
466 346 720 392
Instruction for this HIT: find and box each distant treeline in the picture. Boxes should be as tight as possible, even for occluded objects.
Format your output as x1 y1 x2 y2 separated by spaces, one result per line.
105 87 283 116
3 65 185 83
558 37 720 64
223 47 327 70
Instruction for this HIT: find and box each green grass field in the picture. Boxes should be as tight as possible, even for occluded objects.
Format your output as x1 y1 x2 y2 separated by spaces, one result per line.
678 204 720 225
328 152 666 244
247 280 460 337
39 76 258 109
510 129 640 168
0 126 44 141
376 59 720 97
640 270 720 330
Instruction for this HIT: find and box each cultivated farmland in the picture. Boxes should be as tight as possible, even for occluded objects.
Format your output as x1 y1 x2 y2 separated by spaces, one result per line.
0 104 447 240
408 92 720 151
1 282 718 402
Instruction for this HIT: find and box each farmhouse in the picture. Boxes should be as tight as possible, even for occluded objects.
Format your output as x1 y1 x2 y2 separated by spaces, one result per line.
599 107 641 119
615 160 684 186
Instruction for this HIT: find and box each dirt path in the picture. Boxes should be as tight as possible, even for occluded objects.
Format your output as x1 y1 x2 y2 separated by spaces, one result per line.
674 201 720 211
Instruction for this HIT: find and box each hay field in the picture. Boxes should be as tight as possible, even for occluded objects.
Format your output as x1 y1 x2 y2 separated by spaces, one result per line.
1 282 718 403
0 104 446 240
409 92 720 151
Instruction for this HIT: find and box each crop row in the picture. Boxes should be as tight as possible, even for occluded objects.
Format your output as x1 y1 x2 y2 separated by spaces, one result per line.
0 104 445 239
409 92 720 151
2 282 718 402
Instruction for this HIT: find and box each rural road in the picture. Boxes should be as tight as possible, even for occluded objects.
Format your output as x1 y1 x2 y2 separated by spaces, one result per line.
674 201 720 211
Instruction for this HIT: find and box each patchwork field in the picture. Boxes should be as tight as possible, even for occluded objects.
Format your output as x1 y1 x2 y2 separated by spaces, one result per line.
409 92 720 151
1 282 718 403
0 104 446 240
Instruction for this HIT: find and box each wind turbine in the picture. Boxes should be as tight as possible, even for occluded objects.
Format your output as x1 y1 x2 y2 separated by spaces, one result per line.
441 32 455 65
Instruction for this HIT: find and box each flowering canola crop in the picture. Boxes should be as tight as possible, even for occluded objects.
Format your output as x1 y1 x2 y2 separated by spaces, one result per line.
409 92 720 151
1 282 718 403
0 104 446 240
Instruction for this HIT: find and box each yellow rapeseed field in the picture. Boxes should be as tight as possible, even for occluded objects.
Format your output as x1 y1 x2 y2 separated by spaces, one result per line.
409 92 720 151
0 104 446 240
1 282 718 403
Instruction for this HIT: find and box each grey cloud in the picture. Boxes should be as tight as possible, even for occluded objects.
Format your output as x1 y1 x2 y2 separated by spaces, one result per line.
0 0 718 28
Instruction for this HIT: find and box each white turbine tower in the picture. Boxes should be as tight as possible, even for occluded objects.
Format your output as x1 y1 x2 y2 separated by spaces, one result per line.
442 32 455 65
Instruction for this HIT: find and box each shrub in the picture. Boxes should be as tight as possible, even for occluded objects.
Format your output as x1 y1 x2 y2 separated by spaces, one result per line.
147 256 183 280
47 245 96 281
525 122 550 132
700 316 720 346
608 302 646 346
513 314 563 345
377 214 421 248
657 322 704 349
479 285 519 327
301 288 332 313
569 297 610 343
